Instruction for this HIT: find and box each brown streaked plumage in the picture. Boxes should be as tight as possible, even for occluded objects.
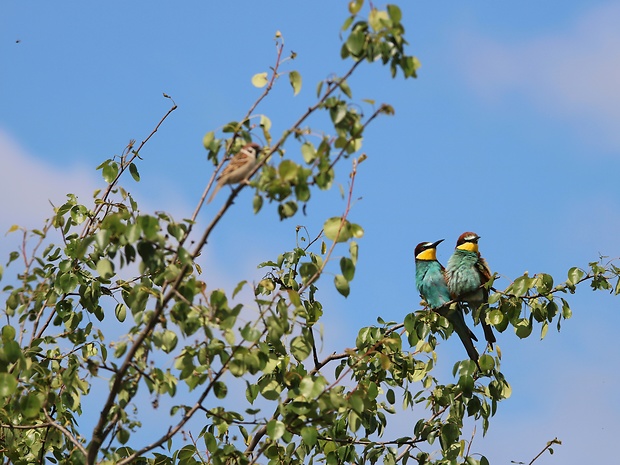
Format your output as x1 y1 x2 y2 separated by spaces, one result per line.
207 142 260 203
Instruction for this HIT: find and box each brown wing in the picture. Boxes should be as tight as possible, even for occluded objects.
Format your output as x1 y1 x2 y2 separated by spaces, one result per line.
217 151 254 182
476 255 492 284
475 255 492 301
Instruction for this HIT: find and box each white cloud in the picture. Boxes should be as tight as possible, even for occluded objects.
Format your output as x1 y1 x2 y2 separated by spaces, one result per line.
457 2 620 150
0 128 98 232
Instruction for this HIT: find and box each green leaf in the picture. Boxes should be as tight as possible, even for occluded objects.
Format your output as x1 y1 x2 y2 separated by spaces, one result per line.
0 373 17 397
458 374 474 396
117 429 130 445
567 267 585 285
253 194 263 214
115 303 127 322
102 161 119 183
2 341 20 363
97 258 114 279
222 121 240 133
1 325 16 342
7 250 19 266
291 335 312 362
301 426 318 447
202 131 215 150
348 0 362 15
21 393 42 418
324 217 351 243
70 205 89 225
299 262 319 284
129 162 140 182
295 182 310 202
233 280 247 298
57 272 79 294
334 274 350 297
339 79 353 99
251 72 269 88
478 354 495 371
279 160 299 181
402 56 420 78
240 323 261 342
316 80 324 98
488 309 503 325
561 299 572 319
387 4 402 23
515 317 533 339
204 432 217 453
349 223 364 238
346 30 365 56
301 142 316 164
440 422 459 448
340 257 355 281
138 215 160 240
347 242 358 267
289 70 302 96
162 330 178 353
330 104 347 124
278 201 298 219
536 273 553 294
213 381 228 399
266 420 286 440
260 115 272 145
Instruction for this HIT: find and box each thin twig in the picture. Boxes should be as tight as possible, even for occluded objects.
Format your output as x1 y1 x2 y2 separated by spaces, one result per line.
43 410 88 458
81 99 177 239
198 58 364 262
527 438 561 465
115 328 269 465
180 39 286 253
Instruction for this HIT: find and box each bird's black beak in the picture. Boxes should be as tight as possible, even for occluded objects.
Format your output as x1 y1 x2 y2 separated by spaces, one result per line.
432 239 445 248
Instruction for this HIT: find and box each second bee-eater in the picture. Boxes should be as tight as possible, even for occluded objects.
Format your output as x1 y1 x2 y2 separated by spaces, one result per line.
414 239 479 362
445 232 496 346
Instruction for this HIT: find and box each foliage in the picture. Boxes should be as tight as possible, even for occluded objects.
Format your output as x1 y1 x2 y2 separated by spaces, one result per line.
1 2 619 464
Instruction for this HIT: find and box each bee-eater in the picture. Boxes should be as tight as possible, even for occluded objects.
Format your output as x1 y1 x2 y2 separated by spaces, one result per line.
414 239 479 362
445 232 496 346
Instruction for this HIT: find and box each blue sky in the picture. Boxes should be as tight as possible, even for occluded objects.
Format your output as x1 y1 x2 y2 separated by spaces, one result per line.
2 1 620 463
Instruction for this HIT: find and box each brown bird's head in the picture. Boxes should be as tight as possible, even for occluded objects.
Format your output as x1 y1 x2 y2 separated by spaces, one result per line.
241 142 261 157
455 232 481 253
414 239 444 261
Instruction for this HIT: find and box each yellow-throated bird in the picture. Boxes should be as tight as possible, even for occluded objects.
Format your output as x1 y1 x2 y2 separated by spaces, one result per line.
415 239 479 362
445 232 496 347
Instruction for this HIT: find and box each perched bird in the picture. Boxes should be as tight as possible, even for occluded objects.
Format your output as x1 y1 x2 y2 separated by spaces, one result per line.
414 239 480 362
207 142 260 203
445 232 496 346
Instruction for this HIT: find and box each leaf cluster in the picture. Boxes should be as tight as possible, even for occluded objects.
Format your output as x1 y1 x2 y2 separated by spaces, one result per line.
1 2 617 465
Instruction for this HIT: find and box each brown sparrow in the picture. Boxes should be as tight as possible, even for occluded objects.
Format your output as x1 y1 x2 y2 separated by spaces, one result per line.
207 142 260 203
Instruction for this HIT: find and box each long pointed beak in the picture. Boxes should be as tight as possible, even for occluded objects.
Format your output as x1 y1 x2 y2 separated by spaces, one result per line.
432 239 445 248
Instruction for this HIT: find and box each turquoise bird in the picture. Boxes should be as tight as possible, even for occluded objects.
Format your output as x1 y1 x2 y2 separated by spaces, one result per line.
445 232 496 347
414 239 480 362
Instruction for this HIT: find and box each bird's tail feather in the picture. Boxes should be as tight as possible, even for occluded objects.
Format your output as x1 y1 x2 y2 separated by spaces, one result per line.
207 183 223 204
449 303 480 363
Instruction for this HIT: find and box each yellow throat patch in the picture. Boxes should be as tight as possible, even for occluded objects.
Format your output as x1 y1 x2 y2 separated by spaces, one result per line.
457 242 479 253
416 248 437 261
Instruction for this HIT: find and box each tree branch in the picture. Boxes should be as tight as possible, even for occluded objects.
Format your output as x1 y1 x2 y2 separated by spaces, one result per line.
43 410 88 459
81 98 177 239
527 437 561 465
